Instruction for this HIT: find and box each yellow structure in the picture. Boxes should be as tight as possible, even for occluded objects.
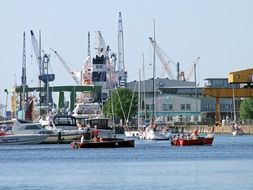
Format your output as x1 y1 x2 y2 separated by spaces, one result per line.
228 68 253 85
203 68 253 125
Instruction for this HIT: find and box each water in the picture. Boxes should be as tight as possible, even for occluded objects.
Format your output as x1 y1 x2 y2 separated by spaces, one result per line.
0 135 253 190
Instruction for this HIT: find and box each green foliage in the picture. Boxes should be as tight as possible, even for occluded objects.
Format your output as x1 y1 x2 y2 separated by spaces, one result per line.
240 98 253 120
102 88 138 123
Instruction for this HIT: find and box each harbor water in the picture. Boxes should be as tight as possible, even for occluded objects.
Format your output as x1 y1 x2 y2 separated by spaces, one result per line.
0 135 253 190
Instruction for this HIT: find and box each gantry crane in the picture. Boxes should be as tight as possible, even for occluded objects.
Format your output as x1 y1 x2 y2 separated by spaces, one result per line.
149 37 176 80
50 48 80 85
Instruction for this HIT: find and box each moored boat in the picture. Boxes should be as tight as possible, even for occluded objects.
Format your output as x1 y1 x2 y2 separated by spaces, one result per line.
71 138 134 148
0 119 49 145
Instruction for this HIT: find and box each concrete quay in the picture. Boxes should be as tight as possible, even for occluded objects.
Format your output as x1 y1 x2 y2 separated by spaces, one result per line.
170 125 253 135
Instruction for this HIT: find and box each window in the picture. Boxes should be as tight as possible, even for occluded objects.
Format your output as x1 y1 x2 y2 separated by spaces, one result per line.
163 104 169 111
25 125 41 130
167 116 172 121
186 104 191 110
181 104 185 110
169 104 173 110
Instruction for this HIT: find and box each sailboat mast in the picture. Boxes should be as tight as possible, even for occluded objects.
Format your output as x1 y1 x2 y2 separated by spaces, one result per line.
138 69 141 128
152 19 156 121
142 53 146 122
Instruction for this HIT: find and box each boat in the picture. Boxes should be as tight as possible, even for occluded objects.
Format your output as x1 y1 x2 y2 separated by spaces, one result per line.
0 119 49 145
124 129 139 138
71 137 134 148
72 102 102 120
171 133 214 146
138 121 171 140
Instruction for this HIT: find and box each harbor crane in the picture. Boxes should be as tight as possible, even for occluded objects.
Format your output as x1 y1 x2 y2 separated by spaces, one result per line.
149 37 176 80
178 57 200 81
30 30 55 109
50 48 80 85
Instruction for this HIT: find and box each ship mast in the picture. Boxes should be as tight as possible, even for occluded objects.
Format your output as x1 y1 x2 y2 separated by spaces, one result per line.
152 19 156 121
21 32 26 119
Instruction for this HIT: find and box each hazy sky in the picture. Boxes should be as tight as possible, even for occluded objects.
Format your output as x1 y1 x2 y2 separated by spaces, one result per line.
0 0 253 106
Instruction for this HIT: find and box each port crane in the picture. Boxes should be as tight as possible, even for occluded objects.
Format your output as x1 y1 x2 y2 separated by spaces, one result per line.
179 57 200 81
50 48 80 85
149 37 176 80
30 30 55 110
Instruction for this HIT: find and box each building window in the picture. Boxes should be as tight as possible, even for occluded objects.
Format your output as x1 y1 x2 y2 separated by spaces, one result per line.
181 104 185 110
169 104 173 110
167 116 172 121
163 104 169 111
186 104 191 110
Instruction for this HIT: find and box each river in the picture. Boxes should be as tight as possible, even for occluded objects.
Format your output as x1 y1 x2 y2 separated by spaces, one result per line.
0 134 252 190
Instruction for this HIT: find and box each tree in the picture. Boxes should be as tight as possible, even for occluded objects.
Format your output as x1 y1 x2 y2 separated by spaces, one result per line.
102 88 138 124
240 98 253 120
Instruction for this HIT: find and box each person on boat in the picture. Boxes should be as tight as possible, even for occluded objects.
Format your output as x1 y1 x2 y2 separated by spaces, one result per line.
91 125 99 141
191 129 199 139
80 134 85 143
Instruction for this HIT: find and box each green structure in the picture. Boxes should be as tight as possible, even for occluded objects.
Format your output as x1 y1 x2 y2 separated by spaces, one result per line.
5 85 102 111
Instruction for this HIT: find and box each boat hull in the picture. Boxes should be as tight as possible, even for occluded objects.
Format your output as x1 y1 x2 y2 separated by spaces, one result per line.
71 138 135 148
0 134 49 145
171 137 214 146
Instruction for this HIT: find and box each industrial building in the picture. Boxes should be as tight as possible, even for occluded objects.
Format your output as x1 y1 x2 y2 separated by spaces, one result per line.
126 78 239 125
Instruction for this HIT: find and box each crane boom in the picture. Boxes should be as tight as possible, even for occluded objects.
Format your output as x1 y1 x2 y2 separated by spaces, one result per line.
50 48 80 85
186 57 200 81
30 30 42 75
149 37 175 80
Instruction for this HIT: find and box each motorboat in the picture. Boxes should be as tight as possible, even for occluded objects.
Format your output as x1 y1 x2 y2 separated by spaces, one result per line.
84 117 114 138
0 119 49 145
71 137 134 149
171 133 214 146
72 102 102 120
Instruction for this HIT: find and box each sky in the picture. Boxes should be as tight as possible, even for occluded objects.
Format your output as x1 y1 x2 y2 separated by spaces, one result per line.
0 0 253 108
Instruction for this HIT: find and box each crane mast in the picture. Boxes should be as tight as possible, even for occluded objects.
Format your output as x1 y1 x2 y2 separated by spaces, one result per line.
117 12 127 87
118 12 125 72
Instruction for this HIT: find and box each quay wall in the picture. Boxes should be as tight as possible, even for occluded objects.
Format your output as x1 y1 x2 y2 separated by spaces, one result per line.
116 125 253 134
169 125 253 135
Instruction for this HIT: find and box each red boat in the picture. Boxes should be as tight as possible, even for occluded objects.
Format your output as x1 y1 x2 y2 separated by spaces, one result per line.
171 135 214 146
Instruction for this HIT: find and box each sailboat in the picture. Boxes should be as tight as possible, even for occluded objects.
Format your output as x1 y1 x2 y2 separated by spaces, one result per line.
231 87 244 136
124 69 141 138
138 20 170 140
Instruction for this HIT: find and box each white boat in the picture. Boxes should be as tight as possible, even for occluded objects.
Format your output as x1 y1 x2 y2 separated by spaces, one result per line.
139 124 170 140
71 102 113 138
0 119 49 145
39 114 86 142
72 102 102 119
124 130 139 138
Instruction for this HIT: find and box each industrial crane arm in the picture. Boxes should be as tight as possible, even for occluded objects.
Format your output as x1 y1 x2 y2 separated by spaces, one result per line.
30 30 41 75
149 37 175 80
50 48 80 85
